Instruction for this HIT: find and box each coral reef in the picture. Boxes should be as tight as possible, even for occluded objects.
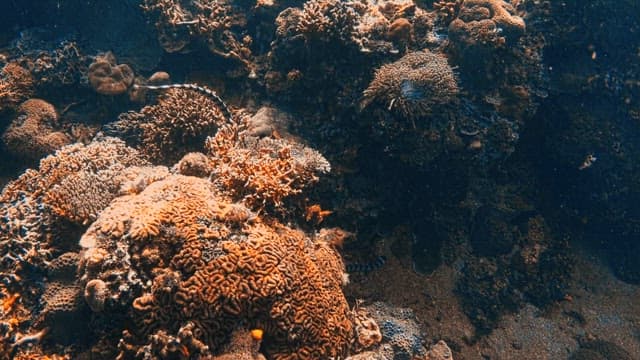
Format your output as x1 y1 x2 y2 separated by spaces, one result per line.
449 0 525 48
1 99 71 161
88 52 135 96
78 174 355 359
361 50 459 118
0 63 34 112
105 87 229 165
206 119 331 214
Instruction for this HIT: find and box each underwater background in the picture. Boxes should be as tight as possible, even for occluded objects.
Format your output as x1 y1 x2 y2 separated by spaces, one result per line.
0 0 639 359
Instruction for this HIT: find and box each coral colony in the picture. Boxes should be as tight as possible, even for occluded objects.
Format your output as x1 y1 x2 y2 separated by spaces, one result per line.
1 0 640 359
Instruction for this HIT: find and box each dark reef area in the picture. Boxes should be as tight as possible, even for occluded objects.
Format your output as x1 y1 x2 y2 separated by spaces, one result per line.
0 0 639 359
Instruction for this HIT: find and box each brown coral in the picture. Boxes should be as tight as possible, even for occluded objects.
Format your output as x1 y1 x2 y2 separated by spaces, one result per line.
88 52 134 95
78 174 354 359
449 0 525 48
1 137 148 230
362 50 459 119
1 99 72 161
110 87 229 165
0 62 34 111
206 120 331 214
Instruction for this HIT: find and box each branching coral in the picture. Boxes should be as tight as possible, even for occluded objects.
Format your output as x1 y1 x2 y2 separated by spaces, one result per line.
1 99 71 161
106 87 229 165
362 50 459 119
206 119 331 214
78 174 354 359
296 0 359 43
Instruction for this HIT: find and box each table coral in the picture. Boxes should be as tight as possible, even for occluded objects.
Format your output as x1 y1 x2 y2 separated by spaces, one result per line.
78 174 354 359
1 99 72 161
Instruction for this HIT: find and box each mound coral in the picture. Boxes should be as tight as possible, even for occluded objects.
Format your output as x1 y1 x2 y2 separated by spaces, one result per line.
362 50 459 119
78 174 354 359
106 87 229 165
448 0 525 48
206 120 331 214
88 52 135 95
1 99 72 161
0 62 34 111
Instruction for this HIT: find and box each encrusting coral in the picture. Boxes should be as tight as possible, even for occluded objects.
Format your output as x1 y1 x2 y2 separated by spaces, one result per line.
1 99 72 161
78 174 355 359
361 50 459 119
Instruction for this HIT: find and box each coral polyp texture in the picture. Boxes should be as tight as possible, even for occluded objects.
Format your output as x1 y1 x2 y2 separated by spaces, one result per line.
1 99 71 161
78 174 354 359
449 0 525 48
106 87 229 165
362 50 459 118
88 52 135 95
0 62 34 111
206 120 331 214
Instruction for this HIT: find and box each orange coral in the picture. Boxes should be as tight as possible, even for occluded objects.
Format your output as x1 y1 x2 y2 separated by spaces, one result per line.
1 99 72 161
88 52 134 95
1 137 147 226
206 119 331 214
78 175 354 359
449 0 525 48
0 62 34 111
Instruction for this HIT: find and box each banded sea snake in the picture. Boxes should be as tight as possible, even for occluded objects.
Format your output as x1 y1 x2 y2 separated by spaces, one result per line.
132 83 234 123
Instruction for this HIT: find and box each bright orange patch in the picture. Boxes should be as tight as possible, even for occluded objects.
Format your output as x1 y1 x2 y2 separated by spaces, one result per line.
250 328 264 341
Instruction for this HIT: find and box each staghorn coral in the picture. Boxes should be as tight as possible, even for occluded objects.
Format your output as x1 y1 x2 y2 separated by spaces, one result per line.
449 0 525 48
206 119 331 214
0 62 34 111
362 50 459 119
106 87 229 165
77 174 355 359
87 52 135 96
1 99 72 161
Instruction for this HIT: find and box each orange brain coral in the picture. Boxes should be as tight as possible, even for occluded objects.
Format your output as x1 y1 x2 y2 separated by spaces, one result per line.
78 175 353 359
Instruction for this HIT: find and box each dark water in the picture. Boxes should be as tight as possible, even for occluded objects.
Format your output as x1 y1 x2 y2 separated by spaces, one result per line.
0 1 639 359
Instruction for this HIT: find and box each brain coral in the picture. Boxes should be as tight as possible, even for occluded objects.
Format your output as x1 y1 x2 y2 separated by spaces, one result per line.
78 174 354 359
361 50 459 119
1 99 72 161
